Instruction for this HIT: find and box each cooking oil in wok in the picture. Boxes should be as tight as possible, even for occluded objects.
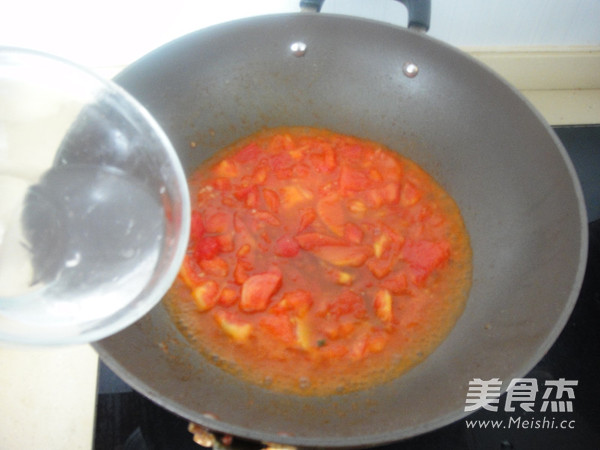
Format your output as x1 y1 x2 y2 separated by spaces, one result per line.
0 164 165 326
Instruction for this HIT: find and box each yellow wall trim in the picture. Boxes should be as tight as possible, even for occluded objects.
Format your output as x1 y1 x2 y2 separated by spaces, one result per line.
465 46 600 125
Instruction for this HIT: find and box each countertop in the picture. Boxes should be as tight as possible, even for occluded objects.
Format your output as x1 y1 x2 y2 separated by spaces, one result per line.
0 344 98 449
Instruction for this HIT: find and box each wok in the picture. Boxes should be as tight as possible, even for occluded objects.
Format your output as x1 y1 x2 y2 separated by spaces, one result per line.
95 1 588 447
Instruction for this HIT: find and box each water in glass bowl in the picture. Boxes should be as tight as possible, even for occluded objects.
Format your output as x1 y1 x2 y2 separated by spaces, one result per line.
0 163 165 326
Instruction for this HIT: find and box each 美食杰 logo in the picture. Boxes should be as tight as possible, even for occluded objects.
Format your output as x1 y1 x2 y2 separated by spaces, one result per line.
465 377 577 413
463 378 578 431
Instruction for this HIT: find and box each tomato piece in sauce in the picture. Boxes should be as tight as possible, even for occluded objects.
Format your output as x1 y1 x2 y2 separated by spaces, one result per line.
240 272 282 312
167 127 472 396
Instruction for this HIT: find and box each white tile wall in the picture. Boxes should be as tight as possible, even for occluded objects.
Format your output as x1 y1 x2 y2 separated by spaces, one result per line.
1 0 599 69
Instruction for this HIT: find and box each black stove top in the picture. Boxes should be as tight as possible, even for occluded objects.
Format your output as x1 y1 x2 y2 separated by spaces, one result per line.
94 126 600 450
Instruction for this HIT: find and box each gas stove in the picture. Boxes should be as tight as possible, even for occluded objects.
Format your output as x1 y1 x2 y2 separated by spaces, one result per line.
94 126 600 450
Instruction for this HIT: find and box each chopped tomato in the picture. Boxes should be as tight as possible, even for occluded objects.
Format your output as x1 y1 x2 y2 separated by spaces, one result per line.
271 152 295 179
194 236 220 260
374 289 393 323
369 168 383 182
233 212 247 233
373 233 392 259
190 211 204 241
216 233 235 252
233 260 250 284
200 257 229 277
274 235 300 257
367 258 394 279
252 164 269 184
366 189 384 208
372 148 403 181
236 244 251 258
323 321 356 340
401 181 422 206
259 315 296 346
234 185 259 208
214 310 252 342
402 240 450 272
326 290 367 320
339 165 371 192
349 334 368 361
192 280 219 311
280 185 313 207
204 212 229 233
366 331 389 353
348 199 367 215
338 144 364 161
381 182 401 203
268 133 294 153
293 317 312 350
316 194 345 236
310 245 372 267
271 290 313 317
309 145 337 173
209 177 232 191
219 287 239 306
254 211 281 226
240 272 282 312
381 271 409 294
263 188 280 213
343 222 364 244
328 269 354 286
212 158 238 178
234 142 260 163
297 208 317 232
179 256 203 287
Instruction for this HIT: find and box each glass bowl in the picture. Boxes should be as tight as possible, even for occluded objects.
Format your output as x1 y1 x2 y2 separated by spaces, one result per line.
0 47 190 345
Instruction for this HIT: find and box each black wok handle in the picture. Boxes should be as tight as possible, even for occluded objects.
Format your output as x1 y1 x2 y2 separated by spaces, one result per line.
299 0 324 12
397 0 431 31
299 0 430 31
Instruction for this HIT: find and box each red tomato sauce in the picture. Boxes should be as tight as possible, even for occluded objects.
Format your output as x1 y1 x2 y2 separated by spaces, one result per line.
165 127 472 395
